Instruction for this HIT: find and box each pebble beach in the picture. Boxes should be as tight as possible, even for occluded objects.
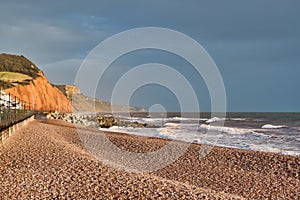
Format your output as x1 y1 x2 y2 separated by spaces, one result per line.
0 119 299 199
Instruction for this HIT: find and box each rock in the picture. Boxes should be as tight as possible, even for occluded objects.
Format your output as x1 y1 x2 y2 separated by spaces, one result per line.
97 116 118 128
47 112 155 128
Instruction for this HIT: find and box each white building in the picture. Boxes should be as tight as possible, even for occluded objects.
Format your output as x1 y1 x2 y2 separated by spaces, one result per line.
0 90 22 109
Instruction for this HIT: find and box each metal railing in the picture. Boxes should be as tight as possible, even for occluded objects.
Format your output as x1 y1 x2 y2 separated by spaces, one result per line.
0 92 36 129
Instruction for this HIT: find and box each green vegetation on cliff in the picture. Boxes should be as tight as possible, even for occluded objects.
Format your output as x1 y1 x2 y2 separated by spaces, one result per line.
0 53 42 89
0 54 41 79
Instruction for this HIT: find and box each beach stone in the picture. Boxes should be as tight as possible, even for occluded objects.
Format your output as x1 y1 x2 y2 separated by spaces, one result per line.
48 112 154 128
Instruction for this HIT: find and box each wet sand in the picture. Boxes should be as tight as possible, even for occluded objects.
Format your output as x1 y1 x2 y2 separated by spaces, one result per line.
0 120 299 199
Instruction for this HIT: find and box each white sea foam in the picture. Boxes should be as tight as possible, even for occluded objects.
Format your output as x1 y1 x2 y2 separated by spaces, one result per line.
199 124 255 135
206 117 225 123
229 118 246 121
97 117 299 157
141 118 166 122
261 124 285 129
159 128 179 138
103 126 163 138
172 117 190 121
206 117 246 123
249 145 300 156
171 117 208 121
164 122 180 127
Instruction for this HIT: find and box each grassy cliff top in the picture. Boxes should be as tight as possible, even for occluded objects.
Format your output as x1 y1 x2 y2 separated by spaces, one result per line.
0 53 41 79
0 71 33 82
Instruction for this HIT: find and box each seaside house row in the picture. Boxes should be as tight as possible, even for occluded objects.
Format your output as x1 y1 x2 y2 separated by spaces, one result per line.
0 90 22 110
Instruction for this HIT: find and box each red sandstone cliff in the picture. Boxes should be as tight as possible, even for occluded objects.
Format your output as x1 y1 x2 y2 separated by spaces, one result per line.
0 53 72 112
1 53 144 113
5 74 73 112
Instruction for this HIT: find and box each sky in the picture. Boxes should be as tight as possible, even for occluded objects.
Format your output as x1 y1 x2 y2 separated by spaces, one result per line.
0 0 299 112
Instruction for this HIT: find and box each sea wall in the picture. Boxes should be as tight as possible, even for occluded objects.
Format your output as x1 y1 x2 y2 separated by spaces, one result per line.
0 115 35 144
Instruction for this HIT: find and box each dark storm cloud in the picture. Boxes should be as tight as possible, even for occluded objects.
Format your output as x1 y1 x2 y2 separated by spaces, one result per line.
0 0 299 111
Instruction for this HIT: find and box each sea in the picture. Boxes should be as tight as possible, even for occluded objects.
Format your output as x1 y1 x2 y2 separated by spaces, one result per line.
98 112 300 156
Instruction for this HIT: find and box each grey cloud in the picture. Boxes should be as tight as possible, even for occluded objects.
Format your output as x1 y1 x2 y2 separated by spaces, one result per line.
0 0 299 111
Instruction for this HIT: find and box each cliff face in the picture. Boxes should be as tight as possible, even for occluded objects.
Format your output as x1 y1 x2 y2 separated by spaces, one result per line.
0 53 72 113
57 85 146 113
5 75 73 112
0 53 144 113
56 85 81 99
